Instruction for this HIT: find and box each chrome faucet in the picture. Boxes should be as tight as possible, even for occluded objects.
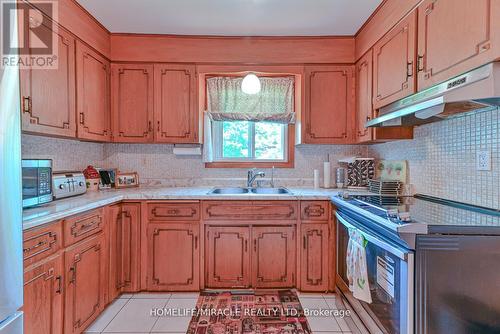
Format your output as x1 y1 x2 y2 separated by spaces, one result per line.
247 169 265 188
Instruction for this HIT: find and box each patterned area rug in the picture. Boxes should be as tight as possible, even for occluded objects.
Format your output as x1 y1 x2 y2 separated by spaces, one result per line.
186 290 312 334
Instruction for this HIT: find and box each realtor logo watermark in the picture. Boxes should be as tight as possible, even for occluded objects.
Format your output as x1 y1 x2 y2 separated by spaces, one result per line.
1 0 58 69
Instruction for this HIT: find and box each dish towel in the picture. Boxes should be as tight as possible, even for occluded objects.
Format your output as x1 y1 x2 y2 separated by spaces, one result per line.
346 228 372 303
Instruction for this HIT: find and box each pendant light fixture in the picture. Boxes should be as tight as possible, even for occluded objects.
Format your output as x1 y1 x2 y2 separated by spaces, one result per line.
241 73 261 94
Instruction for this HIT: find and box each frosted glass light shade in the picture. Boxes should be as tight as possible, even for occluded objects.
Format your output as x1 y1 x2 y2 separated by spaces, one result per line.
241 73 261 94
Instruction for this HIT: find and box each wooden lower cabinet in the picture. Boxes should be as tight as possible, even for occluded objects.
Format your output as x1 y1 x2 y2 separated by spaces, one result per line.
252 226 295 288
23 254 64 334
206 226 251 288
206 225 296 289
300 224 329 291
146 223 200 291
64 233 107 334
108 203 141 301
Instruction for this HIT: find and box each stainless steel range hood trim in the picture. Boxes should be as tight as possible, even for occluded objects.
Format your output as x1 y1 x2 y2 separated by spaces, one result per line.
366 96 444 126
366 63 499 128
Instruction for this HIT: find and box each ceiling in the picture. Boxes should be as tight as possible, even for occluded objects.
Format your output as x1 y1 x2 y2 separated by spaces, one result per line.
76 0 382 36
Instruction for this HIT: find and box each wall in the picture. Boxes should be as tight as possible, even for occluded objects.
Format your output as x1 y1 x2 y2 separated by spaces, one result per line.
22 134 104 171
101 144 365 187
22 108 499 208
369 107 500 209
21 134 366 187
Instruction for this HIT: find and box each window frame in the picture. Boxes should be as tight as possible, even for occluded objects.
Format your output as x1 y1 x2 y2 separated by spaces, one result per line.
212 120 288 163
198 65 302 169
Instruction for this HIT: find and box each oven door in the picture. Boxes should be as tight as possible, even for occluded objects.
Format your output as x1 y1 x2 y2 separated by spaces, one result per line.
336 211 414 334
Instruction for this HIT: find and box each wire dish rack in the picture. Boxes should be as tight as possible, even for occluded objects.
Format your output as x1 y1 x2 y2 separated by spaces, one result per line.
368 179 403 196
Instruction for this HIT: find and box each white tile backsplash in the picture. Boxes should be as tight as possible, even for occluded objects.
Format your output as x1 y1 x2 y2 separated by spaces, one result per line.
22 134 104 171
369 107 500 209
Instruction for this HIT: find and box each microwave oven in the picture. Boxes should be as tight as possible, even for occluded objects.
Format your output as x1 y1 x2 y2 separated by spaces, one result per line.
22 159 53 208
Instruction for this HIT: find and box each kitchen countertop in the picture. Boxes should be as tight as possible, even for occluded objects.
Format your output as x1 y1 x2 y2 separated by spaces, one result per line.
23 186 371 230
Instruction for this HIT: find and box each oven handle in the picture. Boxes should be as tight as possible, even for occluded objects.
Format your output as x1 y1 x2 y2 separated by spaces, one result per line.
336 212 409 261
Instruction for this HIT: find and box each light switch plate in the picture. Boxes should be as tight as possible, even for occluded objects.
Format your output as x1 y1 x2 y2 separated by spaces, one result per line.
476 150 491 171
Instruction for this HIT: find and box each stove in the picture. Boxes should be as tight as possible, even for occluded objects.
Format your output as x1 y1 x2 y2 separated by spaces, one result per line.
333 192 500 334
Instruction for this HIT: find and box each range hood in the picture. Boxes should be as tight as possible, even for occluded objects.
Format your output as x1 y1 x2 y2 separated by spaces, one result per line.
366 62 500 127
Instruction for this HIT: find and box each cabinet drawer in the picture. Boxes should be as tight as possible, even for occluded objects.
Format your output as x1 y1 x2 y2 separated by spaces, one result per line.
23 221 63 266
202 201 298 221
63 208 103 246
148 202 200 221
300 201 330 221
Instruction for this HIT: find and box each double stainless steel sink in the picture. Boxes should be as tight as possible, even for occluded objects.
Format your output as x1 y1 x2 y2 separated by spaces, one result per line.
208 187 292 195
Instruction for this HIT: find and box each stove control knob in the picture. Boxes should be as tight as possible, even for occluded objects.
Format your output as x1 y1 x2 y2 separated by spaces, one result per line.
387 209 399 218
399 212 411 222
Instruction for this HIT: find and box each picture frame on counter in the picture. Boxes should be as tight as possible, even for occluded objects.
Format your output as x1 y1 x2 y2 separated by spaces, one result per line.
116 171 140 188
97 168 117 190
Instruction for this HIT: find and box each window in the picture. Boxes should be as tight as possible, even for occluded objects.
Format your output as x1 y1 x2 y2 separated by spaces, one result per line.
213 121 287 162
204 75 295 167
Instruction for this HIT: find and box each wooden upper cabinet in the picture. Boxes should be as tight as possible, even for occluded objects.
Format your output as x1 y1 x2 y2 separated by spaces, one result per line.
76 42 111 142
304 65 355 144
64 234 106 334
111 64 154 142
417 0 500 90
154 64 198 143
252 227 295 288
373 11 417 109
24 255 64 334
146 223 200 291
355 50 374 143
20 21 76 138
206 226 251 288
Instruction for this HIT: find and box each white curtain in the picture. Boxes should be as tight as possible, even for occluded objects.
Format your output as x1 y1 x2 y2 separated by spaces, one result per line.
206 76 295 124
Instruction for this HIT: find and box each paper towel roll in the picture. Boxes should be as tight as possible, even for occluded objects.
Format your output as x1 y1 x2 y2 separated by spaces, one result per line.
323 161 331 189
313 169 320 189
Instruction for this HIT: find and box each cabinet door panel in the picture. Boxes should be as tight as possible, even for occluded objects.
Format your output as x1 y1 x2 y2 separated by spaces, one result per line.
20 21 76 137
76 42 111 141
154 64 198 143
373 11 417 109
65 234 106 334
417 0 499 90
206 226 250 288
304 65 354 144
108 203 141 299
24 255 63 334
301 224 329 291
355 50 374 142
147 223 199 291
111 64 154 142
252 227 295 288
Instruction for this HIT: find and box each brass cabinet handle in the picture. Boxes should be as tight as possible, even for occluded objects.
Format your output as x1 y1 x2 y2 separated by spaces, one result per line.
303 236 307 249
69 267 76 284
194 236 198 249
79 112 85 125
55 275 62 294
417 55 424 72
23 240 45 253
23 96 31 113
407 61 414 78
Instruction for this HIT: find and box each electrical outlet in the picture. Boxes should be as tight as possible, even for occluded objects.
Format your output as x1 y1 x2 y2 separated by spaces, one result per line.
476 150 491 171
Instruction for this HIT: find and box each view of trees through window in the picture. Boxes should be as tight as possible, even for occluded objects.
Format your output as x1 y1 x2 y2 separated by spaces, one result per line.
221 121 285 160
